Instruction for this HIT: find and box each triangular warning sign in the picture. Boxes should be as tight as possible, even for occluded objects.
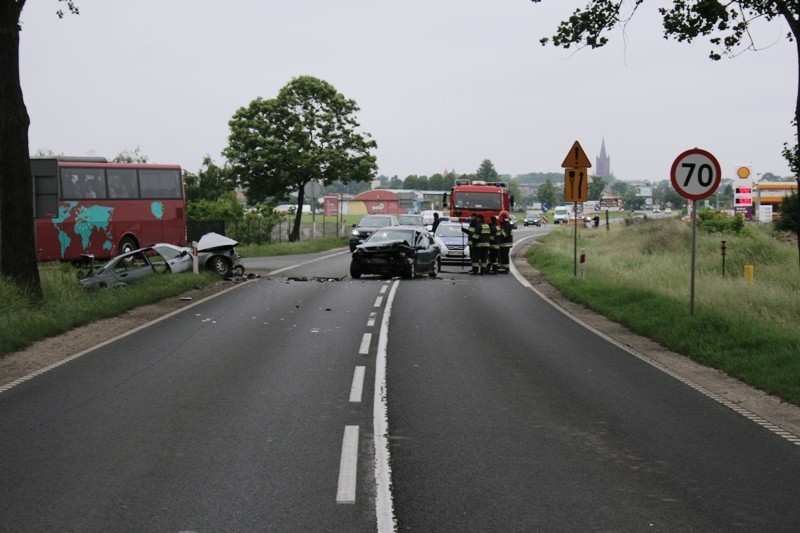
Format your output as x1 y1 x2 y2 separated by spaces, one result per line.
561 140 592 169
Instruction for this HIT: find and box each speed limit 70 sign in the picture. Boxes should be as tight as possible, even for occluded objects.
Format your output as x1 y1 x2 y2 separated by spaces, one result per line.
670 148 722 200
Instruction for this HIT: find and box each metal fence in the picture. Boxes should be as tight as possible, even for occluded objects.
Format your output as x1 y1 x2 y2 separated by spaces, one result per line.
188 218 348 246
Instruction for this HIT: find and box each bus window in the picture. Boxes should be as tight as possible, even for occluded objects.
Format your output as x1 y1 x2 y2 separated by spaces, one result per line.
61 168 107 199
139 169 182 199
108 169 137 198
34 174 58 218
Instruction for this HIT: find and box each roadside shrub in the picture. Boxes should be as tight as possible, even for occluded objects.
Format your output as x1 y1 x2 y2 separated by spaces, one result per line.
697 208 747 235
773 192 798 235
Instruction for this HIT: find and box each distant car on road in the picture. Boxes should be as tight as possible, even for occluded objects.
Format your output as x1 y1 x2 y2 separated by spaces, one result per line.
350 226 441 279
397 214 425 228
664 207 673 215
523 211 541 227
509 215 518 229
349 214 400 251
420 210 443 225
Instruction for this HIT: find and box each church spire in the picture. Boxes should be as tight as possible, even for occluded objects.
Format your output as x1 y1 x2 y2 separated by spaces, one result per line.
596 138 611 179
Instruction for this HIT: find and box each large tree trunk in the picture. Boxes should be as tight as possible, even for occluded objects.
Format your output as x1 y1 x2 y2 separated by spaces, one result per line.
290 188 306 242
0 1 43 298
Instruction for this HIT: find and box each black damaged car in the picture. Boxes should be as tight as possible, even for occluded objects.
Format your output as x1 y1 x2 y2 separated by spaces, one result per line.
350 226 441 279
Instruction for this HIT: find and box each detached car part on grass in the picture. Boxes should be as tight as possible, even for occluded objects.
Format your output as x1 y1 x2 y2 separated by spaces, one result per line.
350 226 441 279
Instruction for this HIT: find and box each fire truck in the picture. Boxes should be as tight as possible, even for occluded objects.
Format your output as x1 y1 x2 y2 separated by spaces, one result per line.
442 179 514 221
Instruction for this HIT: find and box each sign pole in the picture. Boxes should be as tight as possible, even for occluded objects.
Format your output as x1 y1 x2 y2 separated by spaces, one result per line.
573 201 578 276
670 147 722 316
690 206 697 316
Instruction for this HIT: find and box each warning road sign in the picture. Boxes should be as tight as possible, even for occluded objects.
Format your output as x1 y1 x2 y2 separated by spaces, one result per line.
565 168 588 203
561 141 592 169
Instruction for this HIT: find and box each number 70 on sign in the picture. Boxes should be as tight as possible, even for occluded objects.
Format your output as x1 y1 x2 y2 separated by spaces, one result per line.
670 148 722 201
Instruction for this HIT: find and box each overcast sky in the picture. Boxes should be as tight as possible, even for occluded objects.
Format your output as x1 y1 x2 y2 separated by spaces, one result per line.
19 1 798 182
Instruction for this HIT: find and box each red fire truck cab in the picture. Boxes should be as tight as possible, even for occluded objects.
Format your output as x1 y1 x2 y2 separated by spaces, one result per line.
442 179 514 222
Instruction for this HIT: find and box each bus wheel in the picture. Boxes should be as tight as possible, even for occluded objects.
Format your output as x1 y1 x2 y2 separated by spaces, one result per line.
118 236 138 255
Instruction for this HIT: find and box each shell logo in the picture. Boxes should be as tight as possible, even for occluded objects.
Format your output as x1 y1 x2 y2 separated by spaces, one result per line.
737 166 751 179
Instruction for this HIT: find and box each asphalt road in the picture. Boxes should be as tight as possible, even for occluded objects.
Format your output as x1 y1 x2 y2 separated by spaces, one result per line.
2 233 799 531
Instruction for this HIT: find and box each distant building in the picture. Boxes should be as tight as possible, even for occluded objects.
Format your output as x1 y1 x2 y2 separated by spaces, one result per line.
596 138 612 180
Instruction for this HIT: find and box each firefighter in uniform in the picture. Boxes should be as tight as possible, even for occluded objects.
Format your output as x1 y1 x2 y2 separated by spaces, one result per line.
498 210 513 273
488 216 500 274
475 214 491 274
461 212 481 274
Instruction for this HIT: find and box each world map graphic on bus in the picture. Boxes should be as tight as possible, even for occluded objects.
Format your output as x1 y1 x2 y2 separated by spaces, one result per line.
52 203 115 257
50 201 166 258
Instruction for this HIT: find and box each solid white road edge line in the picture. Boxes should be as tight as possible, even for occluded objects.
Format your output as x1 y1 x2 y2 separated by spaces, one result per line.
374 279 399 532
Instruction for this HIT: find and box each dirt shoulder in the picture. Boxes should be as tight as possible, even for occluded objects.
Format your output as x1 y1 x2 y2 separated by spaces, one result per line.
3 249 799 440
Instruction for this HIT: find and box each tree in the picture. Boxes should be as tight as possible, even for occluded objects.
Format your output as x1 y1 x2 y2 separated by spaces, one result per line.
610 180 630 199
588 175 606 201
533 0 800 261
225 76 377 241
774 193 799 234
476 159 500 182
184 155 237 202
0 1 77 298
112 146 149 163
537 179 558 209
186 190 245 224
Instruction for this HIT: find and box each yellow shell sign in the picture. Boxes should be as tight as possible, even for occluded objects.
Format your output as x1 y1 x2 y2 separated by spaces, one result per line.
737 166 751 179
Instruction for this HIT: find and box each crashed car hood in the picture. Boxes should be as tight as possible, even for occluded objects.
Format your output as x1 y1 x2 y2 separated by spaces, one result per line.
358 239 411 251
197 232 239 251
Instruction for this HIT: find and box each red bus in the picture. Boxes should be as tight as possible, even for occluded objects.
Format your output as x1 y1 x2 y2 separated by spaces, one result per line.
32 157 187 261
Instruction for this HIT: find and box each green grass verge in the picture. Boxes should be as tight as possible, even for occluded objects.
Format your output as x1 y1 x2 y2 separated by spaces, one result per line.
527 219 800 406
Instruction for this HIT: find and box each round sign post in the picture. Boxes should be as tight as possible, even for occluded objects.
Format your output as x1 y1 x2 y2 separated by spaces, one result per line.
671 148 722 316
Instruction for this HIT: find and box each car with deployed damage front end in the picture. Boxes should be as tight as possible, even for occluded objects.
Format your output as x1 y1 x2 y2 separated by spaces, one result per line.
350 226 441 279
152 233 245 277
349 214 400 251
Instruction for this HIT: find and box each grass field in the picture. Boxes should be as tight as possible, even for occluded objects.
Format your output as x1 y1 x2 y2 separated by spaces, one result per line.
526 218 800 405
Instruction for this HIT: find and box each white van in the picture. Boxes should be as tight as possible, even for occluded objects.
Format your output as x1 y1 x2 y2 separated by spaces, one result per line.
553 206 570 225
